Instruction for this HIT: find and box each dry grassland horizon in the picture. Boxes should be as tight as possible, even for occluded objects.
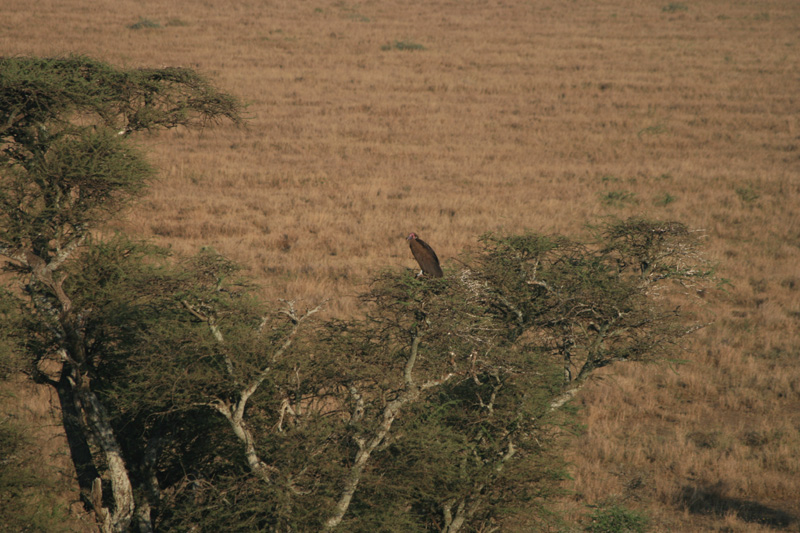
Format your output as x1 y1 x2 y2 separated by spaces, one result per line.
2 0 798 530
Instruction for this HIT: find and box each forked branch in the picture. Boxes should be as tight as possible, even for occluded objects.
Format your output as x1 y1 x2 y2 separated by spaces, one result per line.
184 299 322 483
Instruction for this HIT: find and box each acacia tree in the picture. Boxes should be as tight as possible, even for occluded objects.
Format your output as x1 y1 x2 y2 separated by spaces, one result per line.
97 254 566 532
0 55 242 532
308 223 707 531
1 56 711 533
117 225 706 532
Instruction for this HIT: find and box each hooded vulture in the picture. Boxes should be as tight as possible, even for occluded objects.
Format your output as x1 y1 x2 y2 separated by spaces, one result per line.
407 233 443 278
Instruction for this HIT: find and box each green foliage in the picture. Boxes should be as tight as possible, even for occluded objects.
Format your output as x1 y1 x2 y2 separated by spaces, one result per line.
586 503 649 533
4 213 707 531
1 129 152 261
473 222 708 384
653 192 676 206
0 55 243 265
329 271 566 529
662 3 688 13
0 55 243 532
5 218 707 531
735 183 760 204
598 217 706 282
382 40 427 51
601 190 637 207
127 17 162 29
0 54 711 533
0 55 242 136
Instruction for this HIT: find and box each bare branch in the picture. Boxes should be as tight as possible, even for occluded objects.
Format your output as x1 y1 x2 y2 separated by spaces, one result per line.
47 231 87 273
324 330 458 530
404 333 422 387
348 385 365 425
549 383 582 411
190 299 323 483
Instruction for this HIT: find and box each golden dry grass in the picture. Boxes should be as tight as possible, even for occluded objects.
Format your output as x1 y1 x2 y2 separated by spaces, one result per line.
3 0 799 530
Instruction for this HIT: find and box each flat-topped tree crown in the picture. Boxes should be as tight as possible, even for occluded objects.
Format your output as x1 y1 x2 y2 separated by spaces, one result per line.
0 55 243 267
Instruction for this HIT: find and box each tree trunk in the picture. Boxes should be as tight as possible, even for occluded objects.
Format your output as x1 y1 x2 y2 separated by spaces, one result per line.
55 370 101 500
74 377 136 532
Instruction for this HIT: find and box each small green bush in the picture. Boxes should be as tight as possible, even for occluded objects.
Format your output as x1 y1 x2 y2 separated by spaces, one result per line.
601 190 637 207
653 192 676 206
586 503 649 533
662 3 688 13
128 17 162 30
735 183 760 204
381 40 426 51
637 123 668 137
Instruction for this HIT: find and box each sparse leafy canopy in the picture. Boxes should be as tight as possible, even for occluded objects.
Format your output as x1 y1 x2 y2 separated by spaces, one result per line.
0 55 709 533
0 55 243 265
0 55 242 135
0 55 243 533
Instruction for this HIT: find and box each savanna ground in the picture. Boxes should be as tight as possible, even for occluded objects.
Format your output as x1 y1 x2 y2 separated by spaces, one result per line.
2 0 799 531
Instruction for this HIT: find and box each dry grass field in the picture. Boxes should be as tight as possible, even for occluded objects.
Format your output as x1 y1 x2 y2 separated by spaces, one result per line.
3 0 799 530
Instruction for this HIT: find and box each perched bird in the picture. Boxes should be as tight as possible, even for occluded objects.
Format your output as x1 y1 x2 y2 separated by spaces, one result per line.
407 233 443 278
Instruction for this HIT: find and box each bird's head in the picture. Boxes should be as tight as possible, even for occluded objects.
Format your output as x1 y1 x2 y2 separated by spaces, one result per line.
407 233 417 241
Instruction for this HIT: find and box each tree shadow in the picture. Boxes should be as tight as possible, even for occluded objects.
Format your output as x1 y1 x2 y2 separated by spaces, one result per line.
678 483 796 529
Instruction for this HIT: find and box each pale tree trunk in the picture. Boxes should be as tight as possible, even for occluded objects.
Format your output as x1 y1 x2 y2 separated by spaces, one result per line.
62 319 137 532
73 374 135 533
25 251 139 533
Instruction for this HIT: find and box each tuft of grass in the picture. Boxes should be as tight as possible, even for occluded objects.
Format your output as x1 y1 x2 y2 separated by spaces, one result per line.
165 18 189 27
335 3 370 22
662 3 688 13
585 503 649 533
601 190 637 208
735 183 760 204
128 17 162 30
653 192 676 206
637 123 668 138
686 430 722 449
381 40 426 51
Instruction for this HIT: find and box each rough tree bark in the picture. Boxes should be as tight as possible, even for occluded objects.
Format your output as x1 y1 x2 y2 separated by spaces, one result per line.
24 251 137 533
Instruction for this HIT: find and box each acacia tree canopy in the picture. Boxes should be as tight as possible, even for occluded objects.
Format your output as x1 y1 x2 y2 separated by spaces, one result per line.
77 229 705 531
0 55 709 532
0 55 243 533
0 55 242 266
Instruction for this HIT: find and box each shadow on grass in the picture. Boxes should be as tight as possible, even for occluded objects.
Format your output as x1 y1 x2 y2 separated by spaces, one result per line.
678 483 796 529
